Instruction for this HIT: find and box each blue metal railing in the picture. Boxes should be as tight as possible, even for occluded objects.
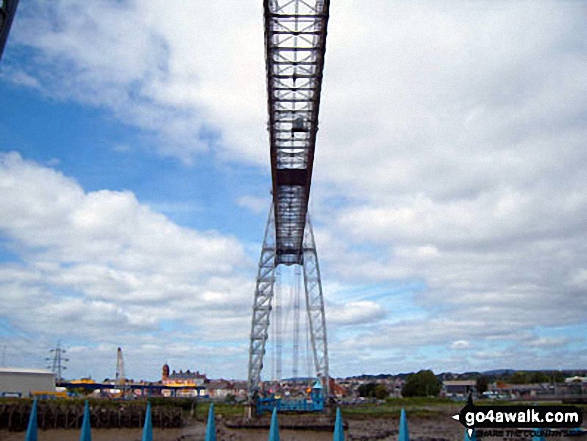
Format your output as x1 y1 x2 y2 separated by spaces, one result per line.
23 400 488 441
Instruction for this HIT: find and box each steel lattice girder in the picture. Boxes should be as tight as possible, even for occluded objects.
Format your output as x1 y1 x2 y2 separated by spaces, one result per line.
247 207 330 398
302 214 330 397
247 206 277 395
0 0 19 59
265 0 330 266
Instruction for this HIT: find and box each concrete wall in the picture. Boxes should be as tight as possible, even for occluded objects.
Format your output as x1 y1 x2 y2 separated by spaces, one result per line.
0 369 55 397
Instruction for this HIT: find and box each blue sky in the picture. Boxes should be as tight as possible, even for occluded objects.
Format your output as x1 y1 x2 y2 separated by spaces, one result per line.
0 0 586 382
0 80 268 239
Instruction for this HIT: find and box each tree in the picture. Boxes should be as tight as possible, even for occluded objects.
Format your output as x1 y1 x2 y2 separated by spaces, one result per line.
529 371 549 384
401 370 441 397
374 384 388 400
509 371 528 385
551 371 565 383
357 382 377 398
476 376 489 395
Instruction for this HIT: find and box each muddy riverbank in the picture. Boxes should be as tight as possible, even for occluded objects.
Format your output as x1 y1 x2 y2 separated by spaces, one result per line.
1 407 584 441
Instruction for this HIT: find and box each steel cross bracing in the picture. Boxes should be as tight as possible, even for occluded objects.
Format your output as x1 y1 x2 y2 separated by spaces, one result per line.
247 0 331 404
265 0 330 266
247 207 329 398
301 215 329 389
0 0 19 60
248 205 278 397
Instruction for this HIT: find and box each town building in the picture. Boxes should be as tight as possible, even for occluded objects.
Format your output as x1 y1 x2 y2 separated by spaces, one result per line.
443 380 476 398
565 376 587 383
161 364 208 397
0 367 56 397
207 379 237 399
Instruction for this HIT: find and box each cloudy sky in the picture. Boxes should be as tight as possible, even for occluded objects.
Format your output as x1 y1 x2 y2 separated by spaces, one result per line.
1 0 586 382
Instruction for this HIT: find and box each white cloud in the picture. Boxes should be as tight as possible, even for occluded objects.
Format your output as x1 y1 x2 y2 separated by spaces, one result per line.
9 0 267 165
525 337 570 349
236 195 269 215
0 153 255 377
328 301 387 326
450 340 472 351
112 143 131 153
0 152 245 274
6 70 41 89
308 2 587 372
3 0 587 376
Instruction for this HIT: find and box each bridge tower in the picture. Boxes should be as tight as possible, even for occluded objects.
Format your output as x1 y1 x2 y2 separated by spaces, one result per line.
247 0 331 401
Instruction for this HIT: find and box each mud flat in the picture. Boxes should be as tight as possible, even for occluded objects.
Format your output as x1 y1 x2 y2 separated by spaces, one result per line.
0 426 197 441
224 412 344 430
1 422 583 441
1 407 584 441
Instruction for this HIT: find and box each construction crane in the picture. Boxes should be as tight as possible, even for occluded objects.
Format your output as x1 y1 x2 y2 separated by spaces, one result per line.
0 0 19 59
248 0 331 404
115 347 126 385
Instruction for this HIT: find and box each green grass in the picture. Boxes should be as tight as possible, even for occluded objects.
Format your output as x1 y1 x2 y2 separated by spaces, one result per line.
342 405 445 419
192 401 245 419
3 396 581 423
385 397 455 406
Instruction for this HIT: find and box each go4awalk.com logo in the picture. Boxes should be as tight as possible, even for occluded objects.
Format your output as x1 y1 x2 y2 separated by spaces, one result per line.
453 397 584 438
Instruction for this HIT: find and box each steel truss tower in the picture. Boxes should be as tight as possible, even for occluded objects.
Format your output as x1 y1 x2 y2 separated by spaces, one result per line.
248 207 329 398
247 0 331 401
46 342 68 381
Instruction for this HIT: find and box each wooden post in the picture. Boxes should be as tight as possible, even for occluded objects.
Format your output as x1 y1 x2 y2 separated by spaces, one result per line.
40 403 46 430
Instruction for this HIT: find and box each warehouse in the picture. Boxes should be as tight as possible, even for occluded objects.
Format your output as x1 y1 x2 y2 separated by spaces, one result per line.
0 367 55 397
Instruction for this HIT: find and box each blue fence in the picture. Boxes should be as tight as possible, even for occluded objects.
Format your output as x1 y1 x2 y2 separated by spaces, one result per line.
23 399 483 441
257 380 325 414
24 399 154 441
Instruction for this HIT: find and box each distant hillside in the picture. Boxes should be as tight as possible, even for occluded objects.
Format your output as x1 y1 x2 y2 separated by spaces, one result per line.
482 369 516 376
334 369 587 382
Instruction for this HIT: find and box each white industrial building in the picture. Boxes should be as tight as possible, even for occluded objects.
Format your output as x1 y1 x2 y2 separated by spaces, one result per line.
0 367 55 397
